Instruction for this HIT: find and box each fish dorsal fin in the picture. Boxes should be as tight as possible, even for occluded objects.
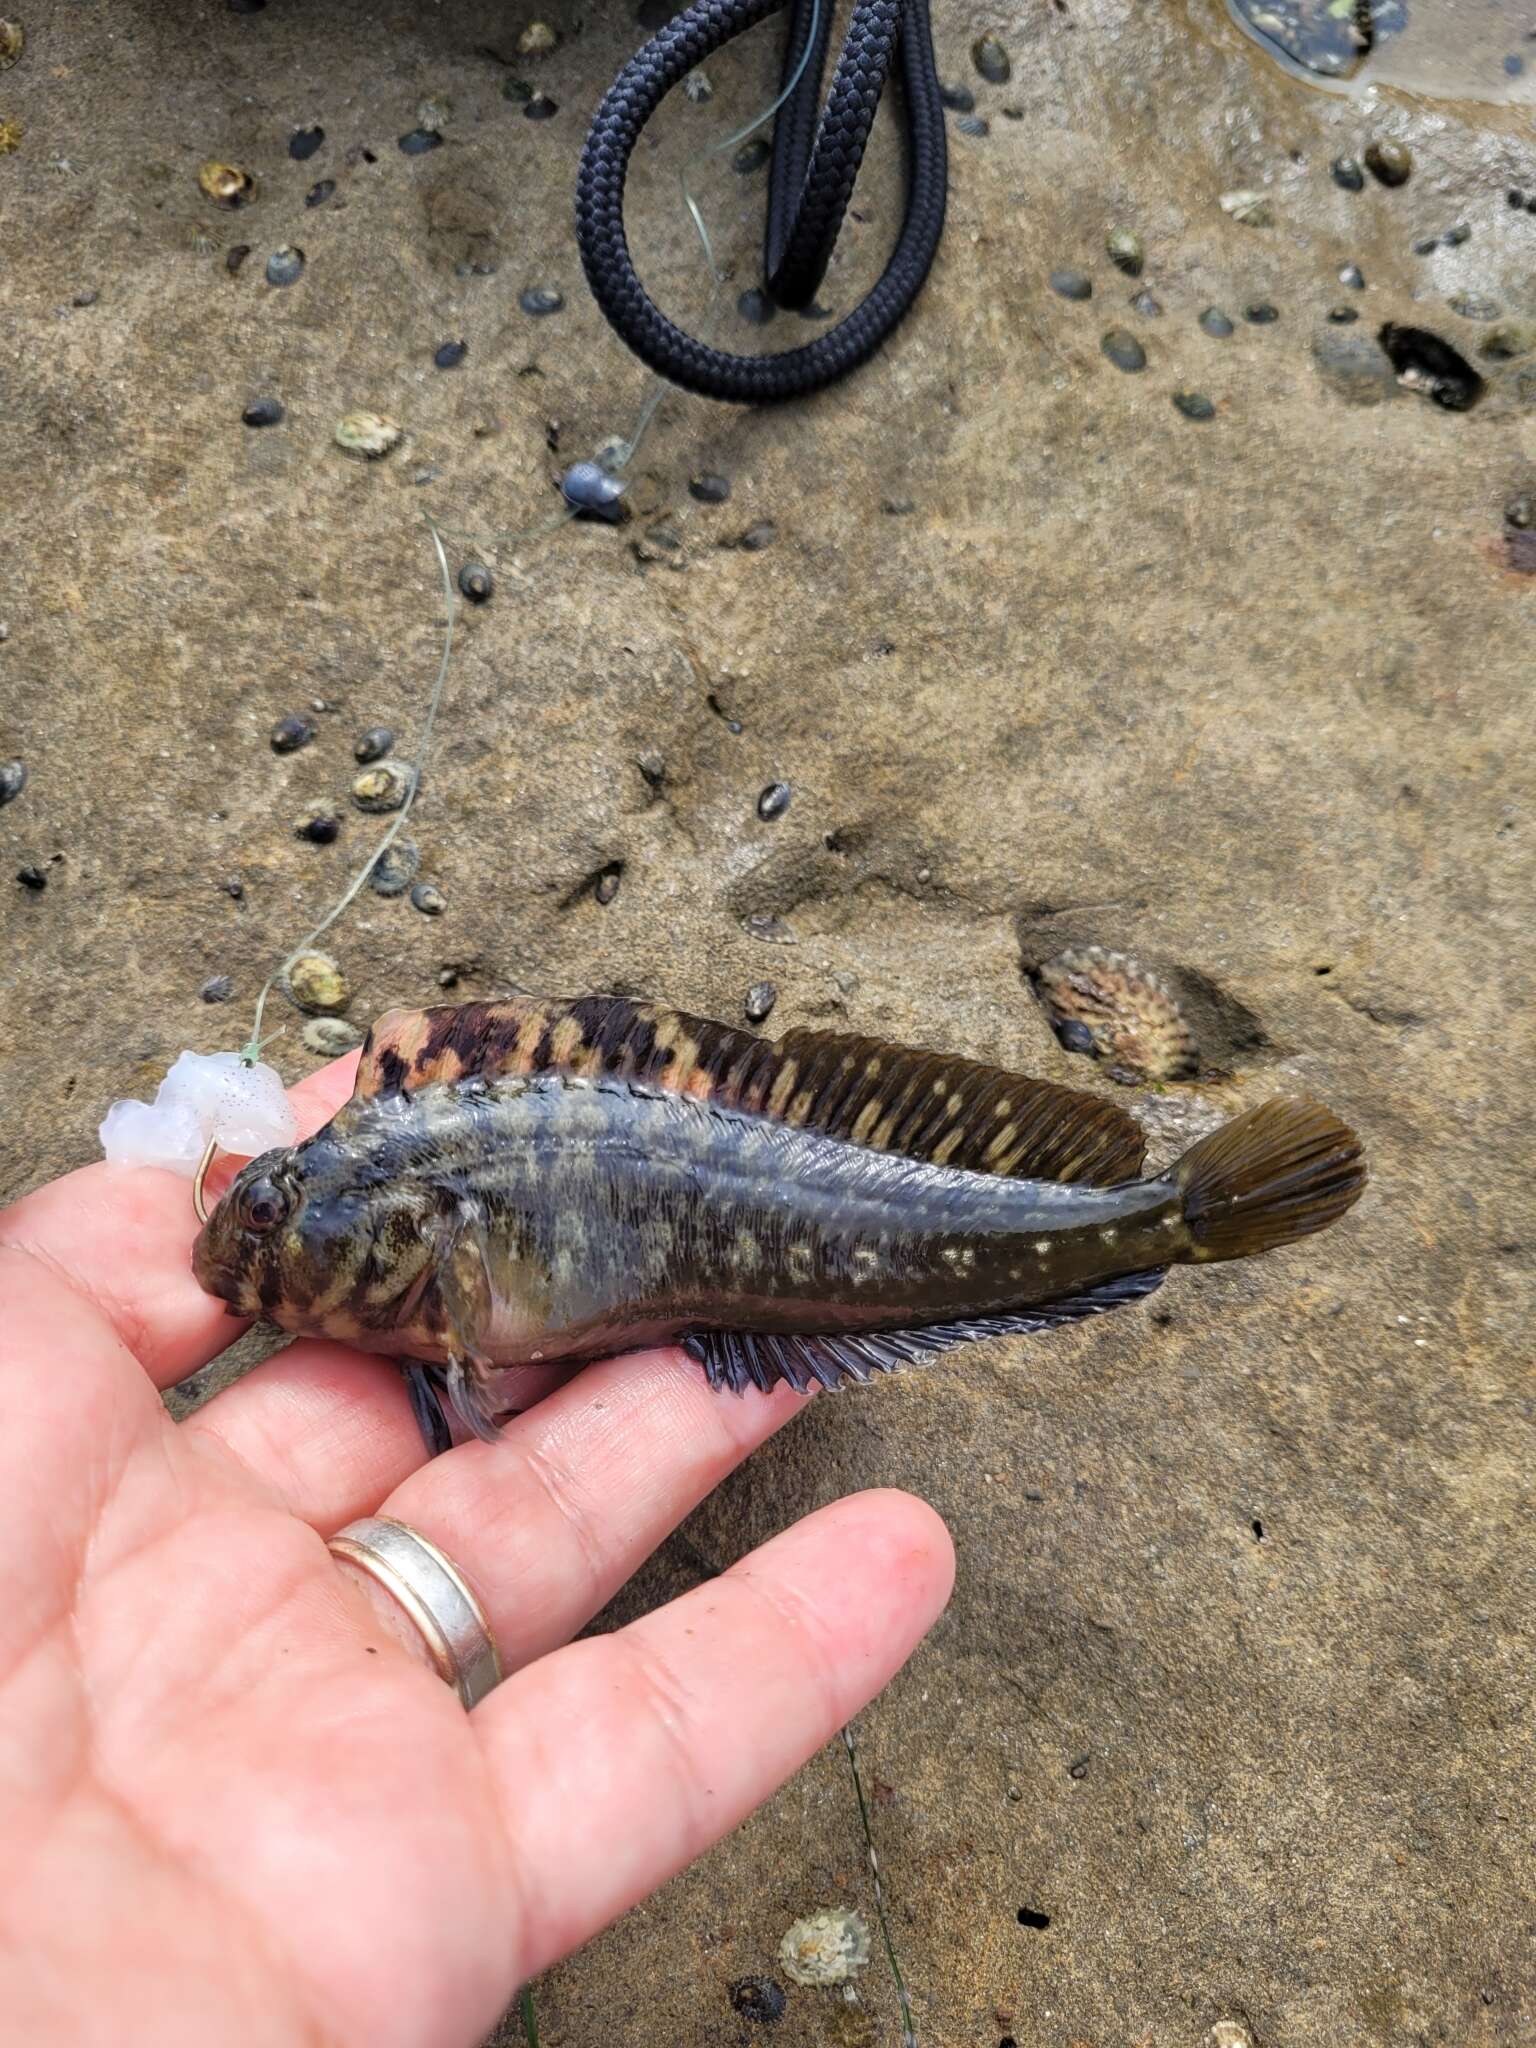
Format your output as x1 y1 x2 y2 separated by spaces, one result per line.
355 997 1145 1187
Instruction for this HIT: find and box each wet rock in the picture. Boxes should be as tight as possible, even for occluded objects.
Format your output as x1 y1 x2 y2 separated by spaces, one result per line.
594 864 622 906
757 781 791 820
288 124 325 161
199 161 256 207
241 396 284 427
270 713 315 754
1049 268 1092 301
1219 188 1272 227
1100 327 1146 372
1379 323 1484 410
284 950 348 1014
778 1908 871 1988
519 286 563 316
410 881 446 916
1364 138 1412 186
354 724 395 764
1245 301 1280 325
1028 945 1198 1083
1198 306 1234 337
352 760 414 812
972 34 1011 83
1172 391 1216 421
745 981 778 1024
200 975 235 1003
457 561 494 603
939 81 976 112
738 287 775 325
1312 326 1397 404
1330 155 1364 191
334 411 402 458
302 1016 363 1057
0 759 26 808
433 338 468 368
729 1976 787 2023
1327 305 1360 324
689 471 730 503
367 838 420 896
265 246 304 287
1106 227 1144 277
398 128 443 155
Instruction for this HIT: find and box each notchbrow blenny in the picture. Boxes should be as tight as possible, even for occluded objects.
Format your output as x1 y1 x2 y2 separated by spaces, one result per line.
192 996 1367 1453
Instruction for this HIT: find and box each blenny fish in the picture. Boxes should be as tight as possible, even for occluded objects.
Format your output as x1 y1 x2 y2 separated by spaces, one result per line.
192 995 1367 1453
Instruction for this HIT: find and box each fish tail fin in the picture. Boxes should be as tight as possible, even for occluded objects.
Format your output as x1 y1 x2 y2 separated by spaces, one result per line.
1173 1099 1366 1263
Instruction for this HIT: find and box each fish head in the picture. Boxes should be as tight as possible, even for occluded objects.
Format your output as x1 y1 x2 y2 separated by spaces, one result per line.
191 1126 439 1342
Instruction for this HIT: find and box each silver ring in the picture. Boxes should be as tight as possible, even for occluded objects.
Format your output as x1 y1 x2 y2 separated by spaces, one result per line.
328 1516 502 1709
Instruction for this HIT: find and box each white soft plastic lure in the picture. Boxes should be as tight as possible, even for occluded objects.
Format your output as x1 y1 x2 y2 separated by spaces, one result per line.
99 1052 296 1175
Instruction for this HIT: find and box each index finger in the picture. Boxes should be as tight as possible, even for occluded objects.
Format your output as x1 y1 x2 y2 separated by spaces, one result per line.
0 1052 360 1388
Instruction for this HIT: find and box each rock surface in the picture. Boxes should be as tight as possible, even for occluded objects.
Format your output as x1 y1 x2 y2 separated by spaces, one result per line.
2 2 1533 2045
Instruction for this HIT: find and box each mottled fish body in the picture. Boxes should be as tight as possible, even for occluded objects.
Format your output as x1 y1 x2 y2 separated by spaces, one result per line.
192 995 1367 1447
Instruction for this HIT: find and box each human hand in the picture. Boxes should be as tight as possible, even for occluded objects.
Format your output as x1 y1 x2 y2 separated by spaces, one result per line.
0 1055 953 2047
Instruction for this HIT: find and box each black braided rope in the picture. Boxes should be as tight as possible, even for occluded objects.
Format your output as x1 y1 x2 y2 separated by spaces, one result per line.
576 0 947 403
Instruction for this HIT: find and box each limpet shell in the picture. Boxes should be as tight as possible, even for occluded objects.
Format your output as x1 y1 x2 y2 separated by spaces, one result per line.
1030 945 1198 1083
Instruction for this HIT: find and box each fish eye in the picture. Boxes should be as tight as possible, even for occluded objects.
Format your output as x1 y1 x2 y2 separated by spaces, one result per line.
237 1176 291 1235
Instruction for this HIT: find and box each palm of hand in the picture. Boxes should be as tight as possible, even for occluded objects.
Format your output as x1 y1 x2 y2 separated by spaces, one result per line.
0 1058 951 2047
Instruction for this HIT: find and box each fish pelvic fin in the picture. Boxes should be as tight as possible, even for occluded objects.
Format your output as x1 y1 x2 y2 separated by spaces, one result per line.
681 1272 1166 1395
1174 1099 1365 1263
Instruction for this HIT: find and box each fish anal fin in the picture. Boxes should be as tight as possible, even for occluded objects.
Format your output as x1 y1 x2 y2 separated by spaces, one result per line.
681 1271 1166 1395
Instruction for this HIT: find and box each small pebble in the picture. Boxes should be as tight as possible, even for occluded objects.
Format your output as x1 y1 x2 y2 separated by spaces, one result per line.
1441 221 1471 246
519 286 563 316
220 877 245 900
0 759 26 807
1219 189 1272 226
1049 268 1092 301
200 975 235 1004
16 865 47 892
1198 306 1234 337
1339 262 1365 289
398 128 443 154
354 724 395 763
352 760 414 812
561 460 628 522
738 520 777 551
304 178 336 207
1312 326 1396 403
1505 493 1535 530
523 94 558 120
368 839 420 896
434 338 468 369
284 950 348 1014
1208 2026 1256 2048
1330 155 1365 192
1173 390 1216 421
1364 138 1412 186
955 114 989 137
458 562 494 603
1412 235 1440 256
972 34 1011 83
1448 292 1501 322
689 471 731 503
1245 301 1280 324
288 125 325 161
226 244 252 274
72 288 99 307
1327 305 1360 324
728 1977 786 2025
1130 288 1163 317
417 97 452 132
745 981 778 1023
294 808 340 845
302 1017 364 1057
410 881 446 916
265 246 305 287
738 287 776 325
270 713 315 754
1105 227 1144 277
757 781 791 821
334 411 402 458
1100 327 1147 372
518 19 559 54
939 82 976 112
242 396 284 427
637 751 666 786
595 866 622 905
734 138 770 174
199 160 256 207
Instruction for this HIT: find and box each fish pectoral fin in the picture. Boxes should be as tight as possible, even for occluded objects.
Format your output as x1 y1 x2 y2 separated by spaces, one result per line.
681 1271 1168 1397
427 1209 504 1443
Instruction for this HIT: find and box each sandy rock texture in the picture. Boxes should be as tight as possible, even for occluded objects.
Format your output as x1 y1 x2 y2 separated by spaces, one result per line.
2 1 1533 2043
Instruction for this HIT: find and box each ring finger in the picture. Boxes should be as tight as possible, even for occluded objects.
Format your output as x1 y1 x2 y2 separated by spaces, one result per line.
371 1346 806 1674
